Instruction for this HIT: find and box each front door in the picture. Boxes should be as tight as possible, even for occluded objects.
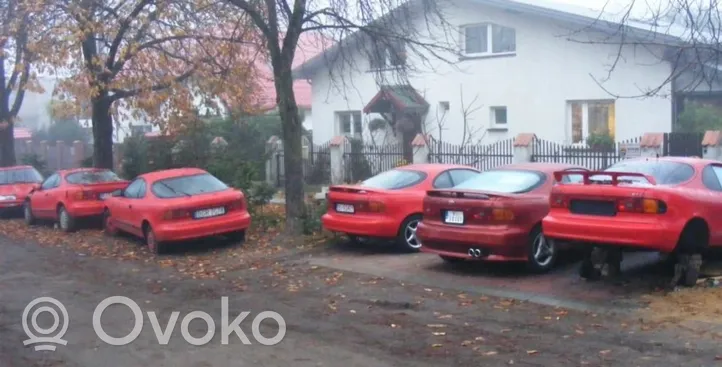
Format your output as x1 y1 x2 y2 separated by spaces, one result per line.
34 173 60 218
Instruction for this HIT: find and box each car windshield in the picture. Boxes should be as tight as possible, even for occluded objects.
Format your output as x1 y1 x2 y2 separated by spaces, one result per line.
361 169 426 190
452 169 544 194
601 160 695 185
152 173 229 198
0 167 43 185
66 170 123 184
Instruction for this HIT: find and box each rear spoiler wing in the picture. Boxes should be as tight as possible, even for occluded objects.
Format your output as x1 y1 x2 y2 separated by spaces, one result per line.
426 189 514 199
553 171 657 186
329 185 382 194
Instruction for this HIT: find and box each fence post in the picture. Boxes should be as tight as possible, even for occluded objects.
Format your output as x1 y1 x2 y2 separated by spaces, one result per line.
265 136 281 185
56 140 65 169
702 130 722 160
513 133 535 164
640 133 664 157
73 141 85 167
411 134 429 164
329 135 347 185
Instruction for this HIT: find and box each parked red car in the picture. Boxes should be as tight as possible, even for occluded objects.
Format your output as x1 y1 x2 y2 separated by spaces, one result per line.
0 166 44 215
322 164 479 251
24 168 129 231
543 157 722 286
102 168 250 254
417 163 586 272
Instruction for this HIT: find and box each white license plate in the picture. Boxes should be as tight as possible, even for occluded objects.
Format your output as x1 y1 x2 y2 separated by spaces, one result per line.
99 193 110 200
335 203 355 214
444 211 464 224
194 207 226 219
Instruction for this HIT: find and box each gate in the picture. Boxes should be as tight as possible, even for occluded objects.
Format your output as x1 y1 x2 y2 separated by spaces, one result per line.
663 132 704 157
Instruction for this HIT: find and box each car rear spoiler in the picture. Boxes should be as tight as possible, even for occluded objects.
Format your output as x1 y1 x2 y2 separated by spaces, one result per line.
426 189 515 199
553 171 657 185
329 185 382 194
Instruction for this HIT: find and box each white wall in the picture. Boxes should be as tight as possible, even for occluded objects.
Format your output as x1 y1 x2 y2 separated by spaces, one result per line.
309 0 673 145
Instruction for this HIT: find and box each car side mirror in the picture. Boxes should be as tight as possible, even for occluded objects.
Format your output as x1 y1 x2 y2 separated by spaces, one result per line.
111 189 123 197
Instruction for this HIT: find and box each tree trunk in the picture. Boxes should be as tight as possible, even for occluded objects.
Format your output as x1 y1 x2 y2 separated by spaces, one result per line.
91 95 115 169
0 120 16 167
274 68 305 235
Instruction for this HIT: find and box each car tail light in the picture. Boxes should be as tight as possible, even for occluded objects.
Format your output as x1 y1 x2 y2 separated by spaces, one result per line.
550 194 568 208
616 198 666 214
72 190 97 200
356 201 385 213
471 208 515 223
227 199 246 211
163 209 191 220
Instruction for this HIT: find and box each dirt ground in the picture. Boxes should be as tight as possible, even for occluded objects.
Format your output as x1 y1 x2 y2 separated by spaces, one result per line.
2 216 722 366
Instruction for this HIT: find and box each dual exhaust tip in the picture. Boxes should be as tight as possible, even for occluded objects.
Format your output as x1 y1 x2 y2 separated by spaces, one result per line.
467 248 487 258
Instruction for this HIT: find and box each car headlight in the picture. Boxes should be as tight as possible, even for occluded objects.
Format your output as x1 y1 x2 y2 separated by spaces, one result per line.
0 195 17 201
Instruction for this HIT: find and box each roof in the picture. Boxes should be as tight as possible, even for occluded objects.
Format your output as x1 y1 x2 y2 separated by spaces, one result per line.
14 127 32 140
140 167 208 182
363 85 429 113
293 0 683 79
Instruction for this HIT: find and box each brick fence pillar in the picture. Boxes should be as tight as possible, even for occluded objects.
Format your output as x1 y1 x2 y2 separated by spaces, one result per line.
513 133 535 164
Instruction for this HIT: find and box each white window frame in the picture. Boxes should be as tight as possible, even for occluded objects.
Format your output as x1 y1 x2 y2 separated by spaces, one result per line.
336 111 363 138
461 23 517 57
368 41 406 70
567 100 615 145
490 106 508 128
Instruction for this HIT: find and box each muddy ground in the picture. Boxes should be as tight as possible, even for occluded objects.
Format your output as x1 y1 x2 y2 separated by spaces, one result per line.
1 217 722 367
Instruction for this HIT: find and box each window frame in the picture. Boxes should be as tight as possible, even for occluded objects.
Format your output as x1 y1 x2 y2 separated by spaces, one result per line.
490 106 508 128
702 164 722 191
567 100 616 145
123 178 147 199
336 111 363 137
368 41 407 70
461 23 517 58
40 173 60 190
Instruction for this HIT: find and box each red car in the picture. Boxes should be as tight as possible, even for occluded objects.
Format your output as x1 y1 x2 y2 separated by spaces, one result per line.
322 164 480 251
0 166 44 215
543 157 722 286
417 163 586 272
24 168 129 231
102 168 251 254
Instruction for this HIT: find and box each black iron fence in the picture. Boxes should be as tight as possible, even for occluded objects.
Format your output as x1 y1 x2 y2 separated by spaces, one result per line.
276 141 332 187
343 140 406 183
531 137 642 170
664 132 704 157
427 138 514 171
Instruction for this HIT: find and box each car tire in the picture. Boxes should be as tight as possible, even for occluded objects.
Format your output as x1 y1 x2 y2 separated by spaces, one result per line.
439 255 464 264
227 230 246 244
23 201 35 225
397 215 422 252
103 210 118 237
526 226 557 273
579 256 602 281
145 225 164 255
58 205 76 233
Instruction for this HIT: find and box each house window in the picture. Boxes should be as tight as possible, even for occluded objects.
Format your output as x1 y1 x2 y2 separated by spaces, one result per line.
569 100 616 144
490 106 507 127
369 40 406 70
337 111 363 137
463 23 516 56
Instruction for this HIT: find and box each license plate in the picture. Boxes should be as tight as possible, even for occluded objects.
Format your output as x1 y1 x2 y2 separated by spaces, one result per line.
99 193 110 200
194 207 226 219
444 211 464 224
335 203 355 214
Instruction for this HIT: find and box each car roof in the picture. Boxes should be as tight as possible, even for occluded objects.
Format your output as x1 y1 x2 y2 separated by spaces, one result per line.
0 165 35 171
140 168 208 182
618 156 717 167
57 167 111 175
496 162 582 172
396 163 478 175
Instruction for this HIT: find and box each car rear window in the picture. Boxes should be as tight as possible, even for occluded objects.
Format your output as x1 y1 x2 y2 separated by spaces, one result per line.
0 167 43 185
152 173 229 198
361 169 427 190
452 169 544 194
603 160 695 185
66 170 123 184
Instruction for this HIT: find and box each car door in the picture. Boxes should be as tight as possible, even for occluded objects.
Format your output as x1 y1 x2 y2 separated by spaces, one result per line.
125 179 147 237
700 164 722 245
114 179 142 232
34 174 60 217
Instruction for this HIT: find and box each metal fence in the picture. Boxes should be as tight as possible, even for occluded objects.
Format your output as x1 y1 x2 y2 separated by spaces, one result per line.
343 140 406 183
427 138 515 171
531 137 642 170
275 142 332 187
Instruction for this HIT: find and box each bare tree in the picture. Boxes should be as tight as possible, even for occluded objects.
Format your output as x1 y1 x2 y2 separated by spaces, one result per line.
220 0 457 234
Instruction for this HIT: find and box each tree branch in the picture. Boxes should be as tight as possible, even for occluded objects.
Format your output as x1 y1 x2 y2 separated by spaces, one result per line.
109 67 197 100
106 0 154 71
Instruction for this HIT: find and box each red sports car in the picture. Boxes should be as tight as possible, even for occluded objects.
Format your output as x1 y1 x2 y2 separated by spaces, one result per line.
24 168 129 231
102 168 251 254
0 165 43 215
322 164 480 251
417 163 586 272
543 157 722 286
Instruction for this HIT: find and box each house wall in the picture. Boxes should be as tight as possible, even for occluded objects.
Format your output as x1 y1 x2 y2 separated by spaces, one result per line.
308 0 673 145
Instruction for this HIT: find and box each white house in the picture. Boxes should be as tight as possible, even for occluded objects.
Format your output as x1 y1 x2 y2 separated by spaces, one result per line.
294 0 691 147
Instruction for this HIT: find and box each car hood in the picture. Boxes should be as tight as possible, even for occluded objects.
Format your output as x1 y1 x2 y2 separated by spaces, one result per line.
0 183 38 198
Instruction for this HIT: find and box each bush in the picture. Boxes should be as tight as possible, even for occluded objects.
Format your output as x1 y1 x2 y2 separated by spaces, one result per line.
21 153 49 177
677 102 722 133
301 199 327 235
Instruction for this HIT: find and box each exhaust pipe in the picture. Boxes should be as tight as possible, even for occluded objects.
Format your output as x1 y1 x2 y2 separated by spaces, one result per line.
468 249 475 257
467 248 486 258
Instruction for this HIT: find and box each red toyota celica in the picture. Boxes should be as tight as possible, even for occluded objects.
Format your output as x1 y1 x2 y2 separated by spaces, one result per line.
322 164 480 251
0 166 43 216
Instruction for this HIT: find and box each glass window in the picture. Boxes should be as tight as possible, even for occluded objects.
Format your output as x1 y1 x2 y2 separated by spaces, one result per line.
491 25 516 53
453 169 544 193
0 167 43 185
123 179 143 198
66 170 123 184
337 111 362 135
361 169 426 190
137 180 147 198
152 173 229 198
603 160 695 185
491 106 507 125
569 100 615 144
464 25 488 54
449 169 479 186
41 174 59 190
702 165 722 191
433 172 453 189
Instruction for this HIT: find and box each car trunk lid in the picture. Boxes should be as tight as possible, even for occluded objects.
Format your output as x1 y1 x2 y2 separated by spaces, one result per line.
327 185 390 214
424 189 519 225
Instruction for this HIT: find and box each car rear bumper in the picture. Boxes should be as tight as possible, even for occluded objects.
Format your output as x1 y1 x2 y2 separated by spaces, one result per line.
417 221 529 261
542 213 679 252
155 211 251 242
67 201 106 218
321 213 399 238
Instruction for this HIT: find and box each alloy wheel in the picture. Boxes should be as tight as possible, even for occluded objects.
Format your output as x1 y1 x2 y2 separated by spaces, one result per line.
404 220 421 249
531 232 554 267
